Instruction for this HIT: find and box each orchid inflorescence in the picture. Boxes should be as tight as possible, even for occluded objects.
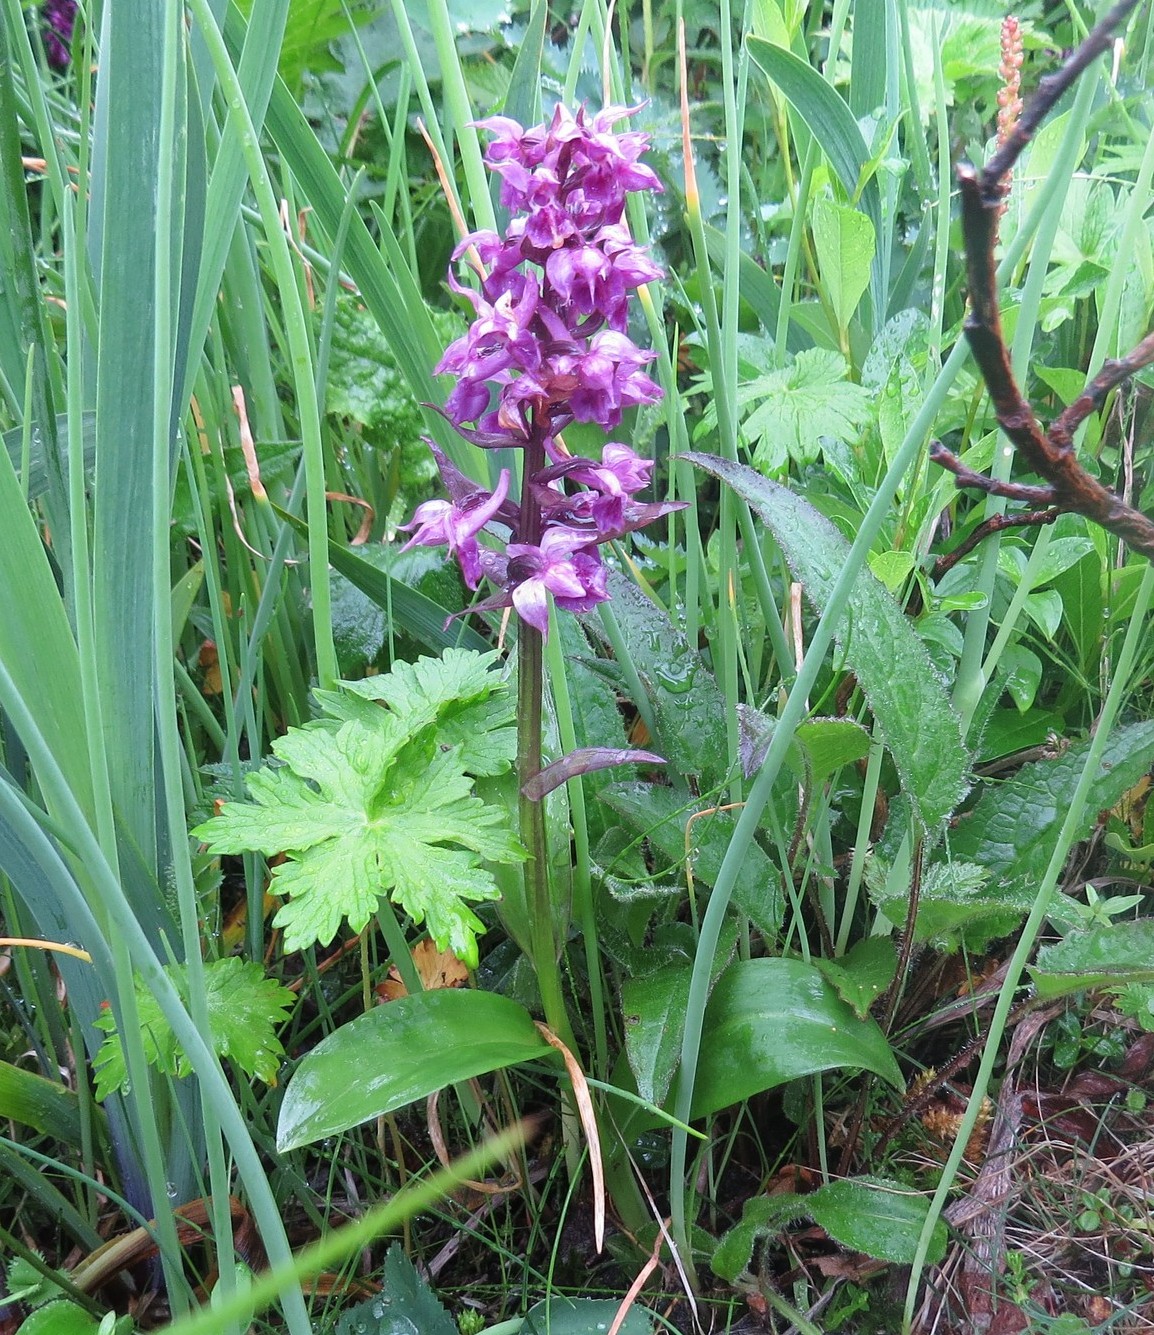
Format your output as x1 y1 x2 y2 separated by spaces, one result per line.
401 103 682 637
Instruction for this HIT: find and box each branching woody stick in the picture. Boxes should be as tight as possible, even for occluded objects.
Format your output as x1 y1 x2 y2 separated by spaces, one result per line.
931 0 1154 560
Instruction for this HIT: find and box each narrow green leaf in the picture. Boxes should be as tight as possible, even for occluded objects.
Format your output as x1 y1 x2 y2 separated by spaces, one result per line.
0 1060 101 1148
812 195 875 332
276 991 551 1150
686 453 969 831
274 504 490 654
691 958 902 1119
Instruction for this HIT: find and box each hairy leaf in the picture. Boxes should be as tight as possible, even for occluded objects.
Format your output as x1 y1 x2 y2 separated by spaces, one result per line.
948 721 1154 895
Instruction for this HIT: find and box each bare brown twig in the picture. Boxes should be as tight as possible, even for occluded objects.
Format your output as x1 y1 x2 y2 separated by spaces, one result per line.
932 0 1154 561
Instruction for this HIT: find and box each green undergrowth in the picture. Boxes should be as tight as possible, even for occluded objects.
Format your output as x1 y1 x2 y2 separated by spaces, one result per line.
0 2 1153 1334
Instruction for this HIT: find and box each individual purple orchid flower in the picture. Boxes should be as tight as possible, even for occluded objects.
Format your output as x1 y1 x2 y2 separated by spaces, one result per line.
401 101 683 641
399 469 511 590
506 528 608 635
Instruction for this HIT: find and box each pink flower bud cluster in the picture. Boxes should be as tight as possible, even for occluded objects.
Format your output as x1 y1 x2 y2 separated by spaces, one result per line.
401 104 682 637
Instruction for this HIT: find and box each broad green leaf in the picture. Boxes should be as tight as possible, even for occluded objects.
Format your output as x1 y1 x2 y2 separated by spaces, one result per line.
746 35 884 322
194 653 525 964
523 1298 654 1334
948 721 1154 896
276 990 550 1150
334 1244 456 1335
15 1302 101 1335
91 958 293 1102
870 549 916 593
806 1176 948 1265
691 958 902 1119
746 36 880 217
814 938 897 1020
812 195 875 332
1030 920 1154 999
621 919 740 1107
597 576 731 787
794 718 871 783
1000 643 1042 713
869 858 1032 954
336 647 516 777
686 453 969 831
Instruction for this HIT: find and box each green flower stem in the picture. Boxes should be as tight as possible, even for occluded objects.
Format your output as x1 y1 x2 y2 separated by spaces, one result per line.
517 435 577 1055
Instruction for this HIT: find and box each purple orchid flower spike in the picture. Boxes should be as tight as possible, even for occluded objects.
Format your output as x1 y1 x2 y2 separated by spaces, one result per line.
401 100 683 642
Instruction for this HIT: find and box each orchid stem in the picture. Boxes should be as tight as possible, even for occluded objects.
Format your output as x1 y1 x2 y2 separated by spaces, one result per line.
517 432 577 1055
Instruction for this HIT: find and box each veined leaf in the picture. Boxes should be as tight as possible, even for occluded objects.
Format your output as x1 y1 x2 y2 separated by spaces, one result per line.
686 453 969 831
812 195 876 333
1030 920 1154 999
193 652 524 965
948 721 1154 895
700 349 871 473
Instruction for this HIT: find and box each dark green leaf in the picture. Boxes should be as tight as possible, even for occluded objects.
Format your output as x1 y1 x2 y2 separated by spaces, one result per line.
949 722 1154 895
711 1194 808 1282
334 1244 456 1335
814 938 897 1019
1031 920 1154 999
807 1176 948 1264
692 958 902 1119
523 1297 654 1334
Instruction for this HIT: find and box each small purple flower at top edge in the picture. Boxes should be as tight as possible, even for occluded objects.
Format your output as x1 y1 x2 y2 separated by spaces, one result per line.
42 0 77 69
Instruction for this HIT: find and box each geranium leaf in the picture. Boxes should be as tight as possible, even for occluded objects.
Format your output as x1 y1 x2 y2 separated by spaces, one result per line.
92 958 293 1101
193 652 525 967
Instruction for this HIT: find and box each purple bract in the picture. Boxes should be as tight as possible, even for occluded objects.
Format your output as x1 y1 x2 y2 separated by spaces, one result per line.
402 103 682 639
41 0 76 70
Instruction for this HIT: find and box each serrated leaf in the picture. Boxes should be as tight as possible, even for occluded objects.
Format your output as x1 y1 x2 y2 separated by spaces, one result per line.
92 958 293 1101
602 783 784 938
725 348 872 473
948 721 1154 897
277 990 550 1150
1030 920 1154 999
686 453 969 831
334 1244 456 1335
807 1176 948 1265
193 657 525 967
